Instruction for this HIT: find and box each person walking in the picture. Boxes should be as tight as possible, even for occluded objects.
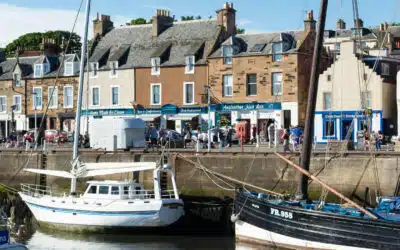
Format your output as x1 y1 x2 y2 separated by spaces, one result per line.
282 129 290 152
268 121 275 148
376 130 383 151
226 127 232 148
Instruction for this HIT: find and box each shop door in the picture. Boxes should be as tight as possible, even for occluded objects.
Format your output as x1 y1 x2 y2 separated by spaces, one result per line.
283 110 291 128
341 120 354 140
167 120 175 130
50 118 56 130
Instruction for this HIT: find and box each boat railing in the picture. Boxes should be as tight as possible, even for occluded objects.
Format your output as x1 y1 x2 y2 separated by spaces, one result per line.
114 189 176 200
20 183 52 197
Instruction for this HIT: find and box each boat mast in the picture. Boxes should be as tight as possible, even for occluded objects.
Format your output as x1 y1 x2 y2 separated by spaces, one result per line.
296 0 328 200
71 0 91 194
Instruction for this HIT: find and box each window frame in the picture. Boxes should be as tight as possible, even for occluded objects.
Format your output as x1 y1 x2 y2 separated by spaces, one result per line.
13 95 21 113
271 72 283 96
323 92 332 110
34 64 43 78
185 55 195 74
151 57 161 76
272 42 283 62
110 86 120 106
246 74 257 96
48 86 58 109
90 62 99 78
32 87 43 110
91 86 100 107
0 96 6 113
323 119 336 139
327 75 332 81
150 83 162 105
63 86 74 109
98 185 110 195
64 62 74 76
183 82 195 105
222 74 233 97
382 62 390 76
222 46 233 65
13 73 21 87
109 61 119 78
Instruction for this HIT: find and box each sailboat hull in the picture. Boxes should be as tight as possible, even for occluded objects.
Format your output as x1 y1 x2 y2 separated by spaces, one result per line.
20 193 184 231
234 191 400 250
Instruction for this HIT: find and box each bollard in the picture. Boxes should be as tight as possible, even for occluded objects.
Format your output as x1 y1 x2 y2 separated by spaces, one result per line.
43 140 47 151
256 134 260 148
219 140 223 152
196 139 200 153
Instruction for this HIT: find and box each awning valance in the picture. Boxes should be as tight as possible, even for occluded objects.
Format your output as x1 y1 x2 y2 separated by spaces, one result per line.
167 114 198 121
138 115 160 121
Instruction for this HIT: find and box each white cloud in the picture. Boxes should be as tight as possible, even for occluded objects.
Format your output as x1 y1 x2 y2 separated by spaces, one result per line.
245 29 269 35
237 19 252 26
0 3 130 47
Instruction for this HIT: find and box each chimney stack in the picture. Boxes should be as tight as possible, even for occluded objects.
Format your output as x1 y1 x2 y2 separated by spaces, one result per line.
216 2 236 37
93 14 114 40
152 9 174 39
354 18 364 29
336 19 346 30
304 10 316 32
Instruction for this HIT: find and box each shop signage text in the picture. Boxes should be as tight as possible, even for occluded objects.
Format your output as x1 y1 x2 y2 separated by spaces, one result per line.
212 102 281 112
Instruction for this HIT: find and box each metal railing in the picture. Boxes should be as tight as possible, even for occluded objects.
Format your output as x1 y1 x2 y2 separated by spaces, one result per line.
112 189 176 200
20 183 52 197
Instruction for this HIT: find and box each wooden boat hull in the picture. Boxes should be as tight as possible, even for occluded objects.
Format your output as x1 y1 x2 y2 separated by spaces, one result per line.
234 191 400 250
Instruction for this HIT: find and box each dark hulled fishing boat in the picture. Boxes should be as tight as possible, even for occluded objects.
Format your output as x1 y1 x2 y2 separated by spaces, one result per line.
232 0 400 249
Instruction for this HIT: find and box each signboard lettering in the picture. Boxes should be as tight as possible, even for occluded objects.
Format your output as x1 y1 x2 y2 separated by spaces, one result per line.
0 230 9 245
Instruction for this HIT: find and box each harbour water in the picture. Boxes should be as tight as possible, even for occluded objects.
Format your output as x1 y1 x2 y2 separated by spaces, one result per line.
19 229 283 250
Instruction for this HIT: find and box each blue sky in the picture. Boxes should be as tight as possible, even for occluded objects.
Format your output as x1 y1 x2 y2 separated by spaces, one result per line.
0 0 399 46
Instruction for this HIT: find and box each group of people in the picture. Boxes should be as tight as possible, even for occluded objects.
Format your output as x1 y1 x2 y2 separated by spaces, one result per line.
145 124 182 148
363 130 384 151
192 126 235 149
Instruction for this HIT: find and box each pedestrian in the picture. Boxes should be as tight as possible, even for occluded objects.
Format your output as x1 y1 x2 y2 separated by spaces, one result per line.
290 130 297 151
156 127 164 147
184 127 192 149
251 125 257 144
282 129 290 152
218 127 224 150
376 130 383 151
226 127 232 148
364 129 370 151
268 121 275 148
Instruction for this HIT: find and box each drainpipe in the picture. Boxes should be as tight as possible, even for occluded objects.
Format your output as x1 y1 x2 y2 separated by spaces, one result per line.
397 71 400 136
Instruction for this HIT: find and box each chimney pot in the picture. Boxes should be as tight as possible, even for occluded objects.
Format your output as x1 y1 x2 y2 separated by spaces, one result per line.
217 2 236 37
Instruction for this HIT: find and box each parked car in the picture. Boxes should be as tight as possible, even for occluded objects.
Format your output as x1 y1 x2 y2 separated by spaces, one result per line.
44 130 58 143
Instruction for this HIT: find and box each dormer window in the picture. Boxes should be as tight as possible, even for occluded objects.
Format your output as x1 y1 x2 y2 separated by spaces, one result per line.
13 73 21 87
90 62 99 78
272 43 283 62
34 64 43 78
222 46 233 64
185 56 195 74
151 57 161 76
109 61 118 77
64 62 74 76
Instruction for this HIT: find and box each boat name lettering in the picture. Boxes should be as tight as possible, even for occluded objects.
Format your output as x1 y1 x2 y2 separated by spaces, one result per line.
270 208 293 219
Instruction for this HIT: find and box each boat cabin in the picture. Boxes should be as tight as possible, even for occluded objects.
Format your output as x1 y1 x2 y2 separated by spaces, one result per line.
82 180 152 200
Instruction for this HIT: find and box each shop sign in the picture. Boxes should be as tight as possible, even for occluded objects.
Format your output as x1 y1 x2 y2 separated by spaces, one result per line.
135 108 161 115
161 104 179 114
212 102 281 112
322 113 369 119
179 106 207 114
82 109 133 116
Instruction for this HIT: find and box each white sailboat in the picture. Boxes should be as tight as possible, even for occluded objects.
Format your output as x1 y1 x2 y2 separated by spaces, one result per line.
18 0 184 230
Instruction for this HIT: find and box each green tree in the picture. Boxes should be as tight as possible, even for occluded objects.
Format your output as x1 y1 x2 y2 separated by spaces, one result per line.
196 15 202 20
130 18 147 25
392 22 400 26
181 16 195 21
236 28 245 34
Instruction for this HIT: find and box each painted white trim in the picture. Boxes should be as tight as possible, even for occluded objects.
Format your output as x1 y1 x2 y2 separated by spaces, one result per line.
32 87 43 110
12 95 22 113
34 64 43 78
223 74 233 97
184 55 195 74
64 62 74 76
235 220 372 250
151 58 161 76
91 86 100 107
183 82 195 105
150 83 162 106
110 85 120 106
0 96 6 113
109 61 119 78
271 71 283 96
47 86 58 109
63 85 74 109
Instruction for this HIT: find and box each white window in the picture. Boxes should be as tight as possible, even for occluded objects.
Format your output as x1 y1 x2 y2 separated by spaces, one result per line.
111 86 119 105
324 120 335 137
0 96 6 113
13 95 21 113
272 72 283 96
63 86 73 108
151 57 161 75
272 43 283 62
34 64 43 78
32 87 42 109
109 61 118 77
183 82 195 105
185 56 195 74
382 63 390 76
13 73 21 87
222 46 233 64
90 62 99 78
362 91 371 109
323 92 332 110
48 86 58 109
64 62 74 76
92 87 100 106
43 63 50 73
223 75 233 97
246 74 257 96
151 84 161 105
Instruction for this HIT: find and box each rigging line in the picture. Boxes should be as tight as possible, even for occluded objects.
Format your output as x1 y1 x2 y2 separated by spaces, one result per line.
7 0 85 187
195 157 235 191
34 0 85 148
196 156 235 188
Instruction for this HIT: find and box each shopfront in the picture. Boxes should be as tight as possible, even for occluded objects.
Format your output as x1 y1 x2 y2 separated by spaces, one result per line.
314 110 382 144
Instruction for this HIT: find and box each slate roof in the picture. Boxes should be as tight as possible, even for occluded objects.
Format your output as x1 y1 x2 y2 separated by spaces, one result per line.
210 30 304 58
89 19 222 70
0 53 79 80
324 28 376 40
